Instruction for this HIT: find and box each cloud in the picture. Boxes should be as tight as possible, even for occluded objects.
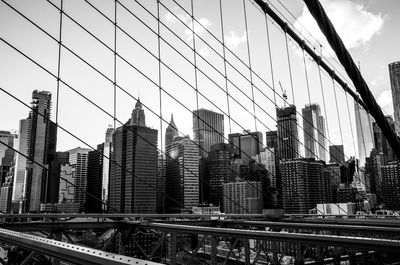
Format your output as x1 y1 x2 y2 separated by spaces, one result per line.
377 90 393 113
294 0 385 55
225 31 247 50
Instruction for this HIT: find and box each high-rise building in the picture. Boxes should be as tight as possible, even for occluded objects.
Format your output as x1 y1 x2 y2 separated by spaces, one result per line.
14 91 57 212
280 158 330 214
86 144 104 213
372 116 396 163
109 99 158 214
302 104 326 161
389 61 400 134
223 181 263 214
365 149 384 197
59 164 75 204
229 131 263 165
0 167 14 213
354 102 374 166
381 161 400 210
257 147 281 207
67 147 90 212
0 131 17 187
193 109 224 158
266 131 278 149
165 114 178 150
46 151 69 204
276 105 299 160
329 145 345 165
102 125 114 211
166 136 199 213
206 143 230 210
12 119 28 211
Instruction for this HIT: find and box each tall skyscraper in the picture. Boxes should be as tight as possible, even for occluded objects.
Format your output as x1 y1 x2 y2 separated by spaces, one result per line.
228 131 263 165
13 91 57 212
102 125 114 211
302 104 326 161
276 105 299 160
166 136 199 213
156 152 166 214
329 145 345 165
354 102 374 166
165 114 178 150
67 147 90 212
258 147 281 207
389 61 400 134
47 151 69 204
109 99 158 214
372 116 396 163
12 119 28 210
193 109 224 158
206 143 231 210
86 144 104 213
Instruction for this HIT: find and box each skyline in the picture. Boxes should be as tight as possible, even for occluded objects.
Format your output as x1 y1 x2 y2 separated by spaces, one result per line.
0 0 399 159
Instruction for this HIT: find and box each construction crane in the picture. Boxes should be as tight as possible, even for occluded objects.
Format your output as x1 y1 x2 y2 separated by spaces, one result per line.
279 81 288 107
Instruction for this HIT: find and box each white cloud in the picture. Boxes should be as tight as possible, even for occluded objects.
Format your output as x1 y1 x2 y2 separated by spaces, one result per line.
377 90 393 113
184 17 212 40
225 31 247 50
294 0 385 55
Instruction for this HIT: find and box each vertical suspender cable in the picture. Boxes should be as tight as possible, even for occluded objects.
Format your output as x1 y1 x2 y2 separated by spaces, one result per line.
345 92 357 157
113 0 117 130
243 0 257 132
302 48 312 106
219 0 232 134
317 63 330 141
264 13 276 106
332 78 344 145
55 0 63 124
284 32 295 105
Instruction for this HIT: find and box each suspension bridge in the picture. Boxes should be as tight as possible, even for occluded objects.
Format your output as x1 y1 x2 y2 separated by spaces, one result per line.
0 0 399 264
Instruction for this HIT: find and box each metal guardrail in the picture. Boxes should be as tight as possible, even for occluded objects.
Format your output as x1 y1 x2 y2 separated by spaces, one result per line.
0 228 162 265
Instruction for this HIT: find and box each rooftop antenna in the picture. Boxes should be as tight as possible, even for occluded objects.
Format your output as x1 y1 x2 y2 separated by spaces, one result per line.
279 81 288 107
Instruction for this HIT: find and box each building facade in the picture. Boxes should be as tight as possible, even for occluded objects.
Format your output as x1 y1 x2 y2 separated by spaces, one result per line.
166 136 199 213
329 145 345 165
302 104 326 161
109 99 158 214
229 131 263 165
193 109 224 158
223 181 263 214
381 162 400 210
276 105 299 161
389 61 400 134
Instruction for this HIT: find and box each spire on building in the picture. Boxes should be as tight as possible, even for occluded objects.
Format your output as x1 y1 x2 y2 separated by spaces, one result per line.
131 98 146 126
165 114 178 149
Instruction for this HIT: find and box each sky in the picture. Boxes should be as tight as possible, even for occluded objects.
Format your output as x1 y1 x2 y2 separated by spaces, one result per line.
0 0 399 161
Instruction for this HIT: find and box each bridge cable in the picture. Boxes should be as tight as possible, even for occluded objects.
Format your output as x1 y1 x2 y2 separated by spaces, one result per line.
284 32 295 106
55 0 63 124
264 9 276 105
332 78 344 146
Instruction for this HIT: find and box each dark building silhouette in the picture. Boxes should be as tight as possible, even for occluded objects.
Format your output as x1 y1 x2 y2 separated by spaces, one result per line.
381 161 400 210
329 145 345 165
280 158 330 214
156 153 166 213
193 109 224 158
276 105 299 160
20 91 57 212
0 131 16 187
109 99 158 214
206 143 230 210
228 131 263 165
86 144 104 213
389 61 400 134
302 104 326 161
46 152 69 204
265 131 278 149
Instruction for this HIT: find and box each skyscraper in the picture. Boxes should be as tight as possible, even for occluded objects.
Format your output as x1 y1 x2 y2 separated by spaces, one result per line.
165 114 178 150
354 102 374 166
67 147 90 212
276 105 299 160
12 119 28 211
223 181 263 214
381 161 400 210
0 131 17 186
329 145 345 165
228 130 263 165
280 158 330 214
389 61 400 134
193 109 224 158
102 125 114 211
302 104 326 161
21 90 57 212
166 136 199 213
109 99 158 214
372 116 396 163
206 143 231 210
86 144 104 213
